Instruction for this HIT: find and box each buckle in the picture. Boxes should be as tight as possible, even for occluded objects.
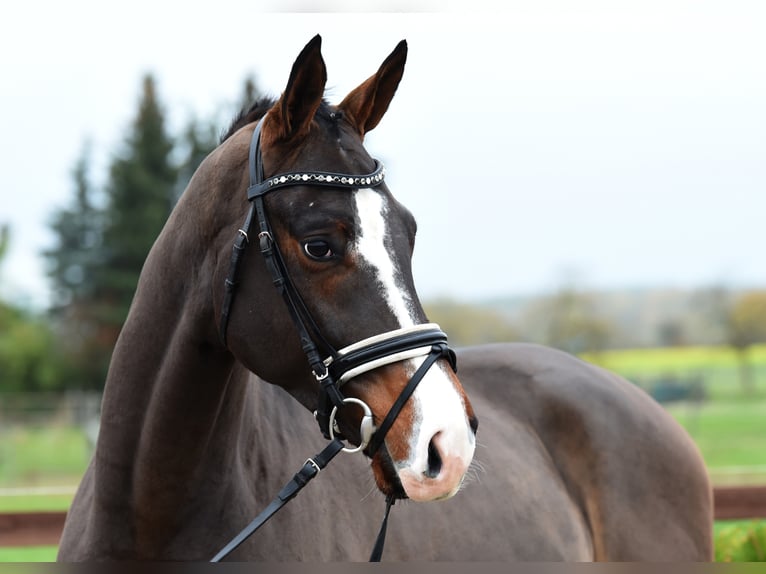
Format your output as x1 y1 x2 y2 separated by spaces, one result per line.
304 457 322 474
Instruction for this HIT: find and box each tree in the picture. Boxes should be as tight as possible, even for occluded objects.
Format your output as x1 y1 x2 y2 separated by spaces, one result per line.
45 144 101 312
92 73 178 351
42 72 265 391
726 290 766 394
239 75 260 110
174 116 219 202
175 76 263 202
657 319 685 347
0 227 65 392
424 299 519 346
689 285 731 345
0 305 64 392
522 286 614 355
43 145 107 389
0 224 8 263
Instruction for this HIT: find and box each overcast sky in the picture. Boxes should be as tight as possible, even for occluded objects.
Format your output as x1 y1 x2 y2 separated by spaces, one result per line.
1 1 764 308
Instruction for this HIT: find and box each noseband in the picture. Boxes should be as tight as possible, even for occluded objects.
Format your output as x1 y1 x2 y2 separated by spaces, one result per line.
214 117 457 561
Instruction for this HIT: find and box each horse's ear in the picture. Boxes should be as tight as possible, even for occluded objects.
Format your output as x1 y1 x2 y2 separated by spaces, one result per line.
339 39 407 137
266 35 327 142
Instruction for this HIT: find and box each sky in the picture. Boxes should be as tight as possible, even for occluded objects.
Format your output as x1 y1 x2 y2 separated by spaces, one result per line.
1 1 765 308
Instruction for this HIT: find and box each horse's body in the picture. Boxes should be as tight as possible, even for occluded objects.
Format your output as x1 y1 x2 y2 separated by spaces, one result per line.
57 37 712 561
60 343 712 561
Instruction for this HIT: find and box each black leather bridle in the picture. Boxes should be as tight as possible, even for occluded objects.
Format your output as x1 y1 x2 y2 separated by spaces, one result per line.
213 117 457 561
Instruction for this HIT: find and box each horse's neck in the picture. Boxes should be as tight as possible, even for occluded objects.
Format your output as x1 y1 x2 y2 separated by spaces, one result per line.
93 202 252 554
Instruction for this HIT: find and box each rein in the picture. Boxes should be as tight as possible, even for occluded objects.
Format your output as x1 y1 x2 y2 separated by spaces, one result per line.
214 118 456 561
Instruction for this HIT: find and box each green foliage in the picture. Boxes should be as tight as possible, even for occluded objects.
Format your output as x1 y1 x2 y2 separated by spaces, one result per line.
42 146 108 390
728 291 766 350
94 74 178 337
1 228 65 391
715 520 766 562
726 290 766 394
44 144 101 312
523 287 614 354
0 304 66 392
424 299 519 346
38 74 262 393
175 116 219 201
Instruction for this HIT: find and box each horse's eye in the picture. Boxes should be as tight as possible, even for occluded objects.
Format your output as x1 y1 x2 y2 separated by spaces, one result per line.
303 239 334 260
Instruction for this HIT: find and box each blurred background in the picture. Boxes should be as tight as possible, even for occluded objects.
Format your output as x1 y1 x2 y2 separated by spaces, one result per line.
0 0 764 561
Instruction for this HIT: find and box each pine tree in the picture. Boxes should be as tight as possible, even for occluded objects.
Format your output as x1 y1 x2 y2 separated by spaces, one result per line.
43 146 107 389
239 75 261 110
93 73 178 343
43 72 264 390
175 116 219 202
45 143 101 312
175 75 263 200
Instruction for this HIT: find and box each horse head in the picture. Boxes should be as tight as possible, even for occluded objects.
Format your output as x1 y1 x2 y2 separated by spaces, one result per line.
214 35 477 503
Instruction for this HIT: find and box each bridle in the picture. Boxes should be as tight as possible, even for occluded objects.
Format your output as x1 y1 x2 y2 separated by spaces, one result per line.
213 116 457 561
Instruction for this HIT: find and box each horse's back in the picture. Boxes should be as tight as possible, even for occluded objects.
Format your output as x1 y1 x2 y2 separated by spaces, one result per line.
443 343 713 561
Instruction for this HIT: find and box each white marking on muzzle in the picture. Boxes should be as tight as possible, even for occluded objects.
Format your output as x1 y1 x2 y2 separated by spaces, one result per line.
395 358 476 500
353 189 475 499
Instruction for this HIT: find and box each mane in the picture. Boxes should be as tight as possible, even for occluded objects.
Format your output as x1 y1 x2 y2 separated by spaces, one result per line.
220 97 337 143
220 97 275 143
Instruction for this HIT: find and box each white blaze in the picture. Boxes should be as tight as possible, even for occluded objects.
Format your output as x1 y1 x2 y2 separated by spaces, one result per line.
353 188 475 497
352 188 415 327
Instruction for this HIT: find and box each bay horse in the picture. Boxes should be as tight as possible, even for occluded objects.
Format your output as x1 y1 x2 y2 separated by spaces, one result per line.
58 36 712 561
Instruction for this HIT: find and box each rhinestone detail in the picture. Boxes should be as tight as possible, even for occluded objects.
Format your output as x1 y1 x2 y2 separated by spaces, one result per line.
266 167 385 190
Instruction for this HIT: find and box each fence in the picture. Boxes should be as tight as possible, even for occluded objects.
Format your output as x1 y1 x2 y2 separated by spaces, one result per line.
1 485 765 548
0 392 101 429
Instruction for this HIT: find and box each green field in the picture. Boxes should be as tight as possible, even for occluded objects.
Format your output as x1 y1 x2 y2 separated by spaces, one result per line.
0 546 58 562
0 426 91 490
667 399 766 483
581 343 766 483
581 343 766 400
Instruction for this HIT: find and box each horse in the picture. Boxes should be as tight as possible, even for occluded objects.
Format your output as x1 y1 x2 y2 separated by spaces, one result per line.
58 36 713 561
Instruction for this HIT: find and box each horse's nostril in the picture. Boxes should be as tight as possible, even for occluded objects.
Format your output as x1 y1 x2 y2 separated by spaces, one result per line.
425 435 443 479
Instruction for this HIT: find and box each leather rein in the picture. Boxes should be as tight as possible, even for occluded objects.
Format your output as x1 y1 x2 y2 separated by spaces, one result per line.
213 118 456 561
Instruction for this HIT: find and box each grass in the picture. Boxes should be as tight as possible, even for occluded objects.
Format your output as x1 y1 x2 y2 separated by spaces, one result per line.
0 493 73 513
582 342 766 372
666 399 766 476
0 546 58 562
582 343 766 400
715 520 766 562
0 426 91 489
581 343 766 483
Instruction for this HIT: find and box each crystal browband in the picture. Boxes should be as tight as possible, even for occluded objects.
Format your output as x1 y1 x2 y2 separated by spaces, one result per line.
248 160 386 199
